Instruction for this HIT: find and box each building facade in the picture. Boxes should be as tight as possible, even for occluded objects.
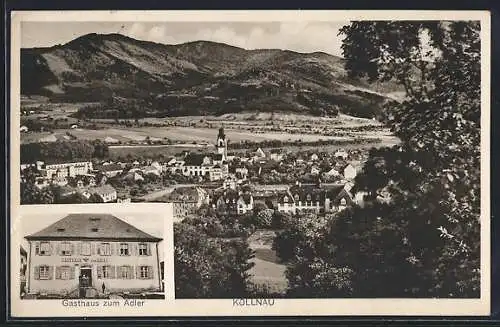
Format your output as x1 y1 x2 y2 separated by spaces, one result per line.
44 161 94 179
25 214 162 297
168 187 210 220
276 183 354 214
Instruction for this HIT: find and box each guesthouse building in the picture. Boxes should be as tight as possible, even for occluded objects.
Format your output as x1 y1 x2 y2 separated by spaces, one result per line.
25 214 163 298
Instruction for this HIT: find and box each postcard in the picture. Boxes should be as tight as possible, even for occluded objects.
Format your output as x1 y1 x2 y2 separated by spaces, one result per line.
9 9 491 317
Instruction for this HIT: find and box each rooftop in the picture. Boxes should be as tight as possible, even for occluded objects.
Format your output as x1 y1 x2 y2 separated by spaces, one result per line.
26 213 162 241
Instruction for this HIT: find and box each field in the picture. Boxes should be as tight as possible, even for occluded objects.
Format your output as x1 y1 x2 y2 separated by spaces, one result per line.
20 101 400 156
247 230 288 294
22 125 396 143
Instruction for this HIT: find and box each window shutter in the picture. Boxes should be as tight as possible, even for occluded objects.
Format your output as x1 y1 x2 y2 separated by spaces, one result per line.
55 266 61 279
148 266 154 279
70 243 75 255
48 243 53 256
77 242 82 255
47 266 53 280
136 266 141 279
70 266 75 279
110 266 116 279
91 243 96 255
34 266 40 280
130 243 135 256
111 243 115 256
35 242 40 255
56 242 61 256
97 266 103 279
147 243 151 256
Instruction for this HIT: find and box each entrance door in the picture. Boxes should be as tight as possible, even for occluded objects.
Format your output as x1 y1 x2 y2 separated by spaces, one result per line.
79 268 92 287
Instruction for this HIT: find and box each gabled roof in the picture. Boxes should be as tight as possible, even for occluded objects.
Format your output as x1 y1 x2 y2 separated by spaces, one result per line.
168 186 203 202
184 153 211 166
26 213 162 241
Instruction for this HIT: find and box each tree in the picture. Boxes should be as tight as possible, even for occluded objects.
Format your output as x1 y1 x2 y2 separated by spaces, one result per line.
254 209 274 229
20 183 54 204
174 223 255 298
284 21 481 298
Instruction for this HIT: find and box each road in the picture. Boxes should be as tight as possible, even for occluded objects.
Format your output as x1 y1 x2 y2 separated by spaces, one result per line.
139 183 198 201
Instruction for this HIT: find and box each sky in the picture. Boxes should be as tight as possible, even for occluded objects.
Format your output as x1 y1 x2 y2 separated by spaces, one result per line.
21 21 349 57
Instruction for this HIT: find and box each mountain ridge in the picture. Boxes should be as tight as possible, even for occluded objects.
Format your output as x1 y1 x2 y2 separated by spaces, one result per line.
21 33 402 119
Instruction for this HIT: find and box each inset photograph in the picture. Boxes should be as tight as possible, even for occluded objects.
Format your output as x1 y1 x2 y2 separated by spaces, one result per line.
20 205 165 300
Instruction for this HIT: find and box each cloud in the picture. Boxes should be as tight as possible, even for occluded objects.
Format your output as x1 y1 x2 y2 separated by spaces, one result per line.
122 21 348 56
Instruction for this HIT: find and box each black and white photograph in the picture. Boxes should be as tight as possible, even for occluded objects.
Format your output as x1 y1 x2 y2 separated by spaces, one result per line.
19 205 165 300
10 9 490 316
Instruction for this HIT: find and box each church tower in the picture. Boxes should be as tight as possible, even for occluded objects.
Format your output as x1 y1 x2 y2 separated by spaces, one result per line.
216 127 227 160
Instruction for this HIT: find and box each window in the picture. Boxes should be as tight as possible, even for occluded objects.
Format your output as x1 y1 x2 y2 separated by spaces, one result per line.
120 243 129 256
60 242 72 256
39 266 50 279
99 243 111 256
340 198 347 206
81 242 91 256
119 266 132 279
139 243 148 256
283 196 288 203
39 242 50 256
140 266 149 278
60 266 71 280
103 266 110 278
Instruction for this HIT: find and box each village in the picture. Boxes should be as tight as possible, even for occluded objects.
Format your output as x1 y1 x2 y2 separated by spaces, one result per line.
20 127 370 219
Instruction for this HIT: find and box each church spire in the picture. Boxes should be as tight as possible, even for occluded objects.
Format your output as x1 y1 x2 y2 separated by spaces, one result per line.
218 127 225 140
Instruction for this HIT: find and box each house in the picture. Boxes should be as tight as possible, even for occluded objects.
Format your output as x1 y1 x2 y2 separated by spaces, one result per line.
324 167 341 177
165 157 176 166
236 193 254 214
214 189 254 215
254 148 266 160
234 167 249 180
98 164 123 178
309 153 319 161
311 166 320 175
276 182 354 214
123 171 144 182
44 161 94 179
150 161 163 173
223 176 238 190
269 149 284 162
20 126 29 133
51 175 68 187
182 153 227 181
167 187 210 220
86 185 118 203
142 166 161 177
342 163 361 181
24 214 163 297
208 165 223 182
